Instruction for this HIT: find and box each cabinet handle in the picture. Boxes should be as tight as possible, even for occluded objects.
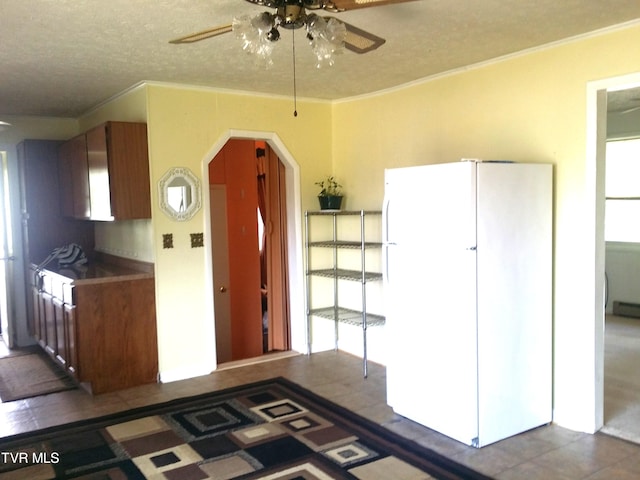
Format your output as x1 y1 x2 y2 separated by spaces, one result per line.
219 286 227 293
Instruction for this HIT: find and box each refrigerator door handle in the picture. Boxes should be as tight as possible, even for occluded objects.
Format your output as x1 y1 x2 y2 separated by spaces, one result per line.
382 194 392 283
383 242 397 283
382 193 390 244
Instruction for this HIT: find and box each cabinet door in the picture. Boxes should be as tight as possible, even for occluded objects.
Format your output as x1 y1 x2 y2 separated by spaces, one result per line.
53 297 67 367
42 292 56 358
58 134 91 219
107 122 151 219
86 122 151 220
32 287 45 347
85 125 114 221
64 303 78 378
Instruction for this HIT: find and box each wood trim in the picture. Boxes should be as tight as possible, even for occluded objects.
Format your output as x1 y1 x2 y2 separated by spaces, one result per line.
266 144 291 351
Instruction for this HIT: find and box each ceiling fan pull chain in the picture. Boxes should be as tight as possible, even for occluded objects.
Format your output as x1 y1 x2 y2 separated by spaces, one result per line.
292 28 298 117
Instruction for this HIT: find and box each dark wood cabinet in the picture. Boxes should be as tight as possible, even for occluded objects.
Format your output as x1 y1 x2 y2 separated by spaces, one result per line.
31 285 44 345
74 274 157 394
20 133 156 394
58 121 151 221
63 300 78 378
88 121 151 220
31 260 157 393
58 134 91 220
42 290 56 357
53 296 67 367
31 267 75 377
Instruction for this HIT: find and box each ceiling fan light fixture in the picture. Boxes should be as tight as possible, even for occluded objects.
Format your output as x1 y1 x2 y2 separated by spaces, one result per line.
233 14 277 67
252 11 275 30
306 15 346 67
233 8 345 68
227 0 395 69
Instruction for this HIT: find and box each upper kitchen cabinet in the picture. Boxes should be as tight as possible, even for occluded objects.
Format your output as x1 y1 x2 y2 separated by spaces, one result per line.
86 121 151 220
58 134 91 220
59 121 152 221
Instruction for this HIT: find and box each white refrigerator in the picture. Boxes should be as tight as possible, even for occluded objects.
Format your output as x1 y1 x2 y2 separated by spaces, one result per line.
383 161 552 448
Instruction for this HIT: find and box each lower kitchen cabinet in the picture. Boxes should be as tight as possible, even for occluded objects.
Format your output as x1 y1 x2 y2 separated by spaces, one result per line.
42 290 56 358
63 300 78 378
31 262 158 394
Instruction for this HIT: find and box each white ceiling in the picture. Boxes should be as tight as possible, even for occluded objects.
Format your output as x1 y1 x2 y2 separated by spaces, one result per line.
2 0 640 118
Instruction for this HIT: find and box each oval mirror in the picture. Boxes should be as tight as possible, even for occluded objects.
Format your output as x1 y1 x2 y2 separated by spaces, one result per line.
158 167 201 221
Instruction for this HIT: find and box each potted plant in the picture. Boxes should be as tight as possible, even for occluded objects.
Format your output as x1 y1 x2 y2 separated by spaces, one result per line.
315 176 344 210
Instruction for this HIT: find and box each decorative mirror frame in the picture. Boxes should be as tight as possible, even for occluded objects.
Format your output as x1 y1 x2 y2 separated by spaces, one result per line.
158 167 202 221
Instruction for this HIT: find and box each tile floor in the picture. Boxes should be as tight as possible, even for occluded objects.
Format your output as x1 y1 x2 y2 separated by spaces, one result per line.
601 315 640 445
1 344 640 479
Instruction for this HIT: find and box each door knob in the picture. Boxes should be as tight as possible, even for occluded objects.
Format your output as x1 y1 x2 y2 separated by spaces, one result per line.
219 286 227 293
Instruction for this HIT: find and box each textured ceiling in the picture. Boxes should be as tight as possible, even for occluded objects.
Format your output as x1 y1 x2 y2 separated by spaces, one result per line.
1 0 640 118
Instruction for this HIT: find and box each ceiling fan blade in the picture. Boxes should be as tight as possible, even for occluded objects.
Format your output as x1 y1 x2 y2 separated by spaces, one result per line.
329 0 418 10
325 18 385 53
169 24 233 44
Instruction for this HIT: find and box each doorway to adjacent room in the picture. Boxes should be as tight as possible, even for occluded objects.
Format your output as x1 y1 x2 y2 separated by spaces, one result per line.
587 72 640 440
601 85 640 444
209 138 291 364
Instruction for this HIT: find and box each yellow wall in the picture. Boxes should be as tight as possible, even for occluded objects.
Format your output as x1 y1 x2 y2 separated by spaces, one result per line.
332 23 640 433
144 84 332 380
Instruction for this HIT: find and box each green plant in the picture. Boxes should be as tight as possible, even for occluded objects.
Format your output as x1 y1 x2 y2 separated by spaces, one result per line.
315 176 342 197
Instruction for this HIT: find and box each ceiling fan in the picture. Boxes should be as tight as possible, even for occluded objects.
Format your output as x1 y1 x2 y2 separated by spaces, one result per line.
169 0 417 60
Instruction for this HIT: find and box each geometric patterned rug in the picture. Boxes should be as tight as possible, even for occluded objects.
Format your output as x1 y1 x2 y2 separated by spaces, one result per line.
0 377 490 479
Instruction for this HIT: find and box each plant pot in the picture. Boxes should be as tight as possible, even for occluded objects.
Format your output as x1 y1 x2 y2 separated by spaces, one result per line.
318 195 343 210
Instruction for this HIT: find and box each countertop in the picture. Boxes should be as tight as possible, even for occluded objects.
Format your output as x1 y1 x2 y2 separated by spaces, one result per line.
34 261 154 285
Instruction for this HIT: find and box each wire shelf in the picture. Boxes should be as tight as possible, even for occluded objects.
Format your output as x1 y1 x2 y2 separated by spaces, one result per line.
306 210 382 216
304 209 383 378
309 268 383 282
309 306 386 327
308 240 383 249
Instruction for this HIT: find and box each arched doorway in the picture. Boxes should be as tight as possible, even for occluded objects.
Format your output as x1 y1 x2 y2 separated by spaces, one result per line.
205 134 303 364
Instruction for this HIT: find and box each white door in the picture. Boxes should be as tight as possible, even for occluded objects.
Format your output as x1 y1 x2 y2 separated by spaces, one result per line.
210 185 232 363
385 162 479 446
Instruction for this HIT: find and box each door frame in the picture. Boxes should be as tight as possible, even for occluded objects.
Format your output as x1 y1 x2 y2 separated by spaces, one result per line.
586 71 640 432
201 130 305 367
0 151 12 345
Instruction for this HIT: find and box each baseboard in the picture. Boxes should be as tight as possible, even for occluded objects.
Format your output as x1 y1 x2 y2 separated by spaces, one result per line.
158 362 216 384
612 301 640 318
